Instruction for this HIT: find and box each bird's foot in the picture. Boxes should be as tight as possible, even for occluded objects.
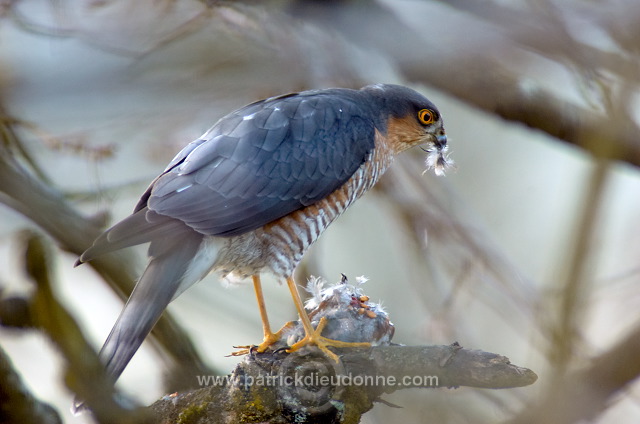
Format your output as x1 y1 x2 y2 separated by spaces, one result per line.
230 321 297 356
287 316 371 362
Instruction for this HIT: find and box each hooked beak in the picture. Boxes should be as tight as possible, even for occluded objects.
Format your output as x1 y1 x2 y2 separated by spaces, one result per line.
435 133 447 150
420 131 447 153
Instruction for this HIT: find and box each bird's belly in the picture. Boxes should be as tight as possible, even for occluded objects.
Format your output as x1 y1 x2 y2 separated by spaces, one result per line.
212 186 354 282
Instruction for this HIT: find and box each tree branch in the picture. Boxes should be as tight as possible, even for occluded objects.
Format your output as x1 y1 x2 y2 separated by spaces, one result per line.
508 320 640 424
402 57 640 167
0 112 212 391
148 276 537 423
0 344 63 424
150 344 537 424
285 0 640 168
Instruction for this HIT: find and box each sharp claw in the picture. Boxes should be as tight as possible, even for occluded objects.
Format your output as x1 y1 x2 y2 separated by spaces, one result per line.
230 318 369 361
286 317 370 362
249 345 259 357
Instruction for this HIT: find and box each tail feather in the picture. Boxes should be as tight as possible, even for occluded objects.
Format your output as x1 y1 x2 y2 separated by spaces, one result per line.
98 229 206 381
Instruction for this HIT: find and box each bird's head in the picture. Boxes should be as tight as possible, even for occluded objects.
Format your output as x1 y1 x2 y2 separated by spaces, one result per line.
362 84 453 176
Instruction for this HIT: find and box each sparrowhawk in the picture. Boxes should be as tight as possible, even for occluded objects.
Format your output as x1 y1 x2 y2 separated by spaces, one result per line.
76 83 450 387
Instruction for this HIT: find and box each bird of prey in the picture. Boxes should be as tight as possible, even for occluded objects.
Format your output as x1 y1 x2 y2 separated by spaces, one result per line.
76 83 450 385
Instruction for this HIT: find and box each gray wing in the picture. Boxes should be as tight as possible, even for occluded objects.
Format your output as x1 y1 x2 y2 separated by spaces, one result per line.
140 90 375 237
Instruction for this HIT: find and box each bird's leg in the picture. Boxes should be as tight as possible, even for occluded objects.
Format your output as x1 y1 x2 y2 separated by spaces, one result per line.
252 275 298 351
231 275 294 356
252 274 278 348
285 276 370 362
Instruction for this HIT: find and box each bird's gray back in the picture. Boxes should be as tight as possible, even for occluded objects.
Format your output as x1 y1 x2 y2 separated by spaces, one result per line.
141 89 377 237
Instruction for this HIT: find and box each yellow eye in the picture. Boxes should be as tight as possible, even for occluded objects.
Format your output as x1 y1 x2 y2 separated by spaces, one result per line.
418 109 435 125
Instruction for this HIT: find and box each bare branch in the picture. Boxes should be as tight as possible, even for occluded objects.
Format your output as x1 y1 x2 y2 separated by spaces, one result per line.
508 321 640 424
285 1 640 168
150 345 537 424
0 344 63 424
0 112 212 391
15 232 147 424
402 57 640 167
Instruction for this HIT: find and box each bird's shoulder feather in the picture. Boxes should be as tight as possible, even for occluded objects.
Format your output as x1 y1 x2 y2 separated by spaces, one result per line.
142 90 376 236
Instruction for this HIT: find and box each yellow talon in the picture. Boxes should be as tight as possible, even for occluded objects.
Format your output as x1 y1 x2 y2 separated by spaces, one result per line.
232 276 370 362
230 320 296 356
286 316 370 362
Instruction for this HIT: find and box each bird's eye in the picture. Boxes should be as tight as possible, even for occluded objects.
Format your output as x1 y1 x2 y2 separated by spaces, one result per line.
418 109 435 125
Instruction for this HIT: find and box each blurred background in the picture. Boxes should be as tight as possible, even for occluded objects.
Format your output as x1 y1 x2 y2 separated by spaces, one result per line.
1 0 639 423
